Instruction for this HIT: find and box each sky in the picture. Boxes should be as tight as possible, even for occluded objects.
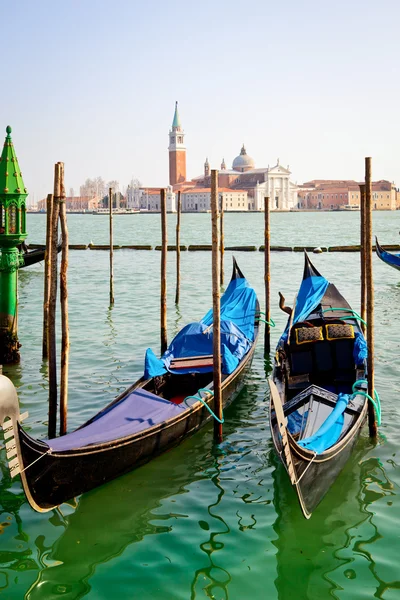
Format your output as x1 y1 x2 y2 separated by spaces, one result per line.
2 0 400 203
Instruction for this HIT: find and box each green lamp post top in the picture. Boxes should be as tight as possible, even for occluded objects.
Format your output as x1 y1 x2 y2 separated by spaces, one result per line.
0 125 27 197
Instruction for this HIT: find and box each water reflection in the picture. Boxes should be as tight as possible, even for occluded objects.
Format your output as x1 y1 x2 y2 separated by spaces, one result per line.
190 452 232 600
173 303 183 337
21 388 258 600
271 434 398 599
103 307 117 349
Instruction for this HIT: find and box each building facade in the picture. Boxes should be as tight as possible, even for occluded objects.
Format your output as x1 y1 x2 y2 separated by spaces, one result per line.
181 188 248 212
189 150 298 211
37 196 100 212
297 179 398 210
128 186 176 212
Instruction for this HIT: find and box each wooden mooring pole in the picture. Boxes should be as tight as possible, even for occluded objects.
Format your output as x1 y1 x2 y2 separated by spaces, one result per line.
211 170 223 443
59 163 69 436
220 193 224 286
360 183 367 334
161 188 168 354
264 196 271 356
48 163 61 438
175 191 181 305
42 193 53 359
109 187 114 306
365 157 377 437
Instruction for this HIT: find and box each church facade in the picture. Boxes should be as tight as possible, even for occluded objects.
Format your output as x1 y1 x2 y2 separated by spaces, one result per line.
128 103 298 212
168 104 298 211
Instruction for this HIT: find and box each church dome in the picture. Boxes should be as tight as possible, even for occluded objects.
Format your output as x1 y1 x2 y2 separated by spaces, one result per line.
232 145 255 172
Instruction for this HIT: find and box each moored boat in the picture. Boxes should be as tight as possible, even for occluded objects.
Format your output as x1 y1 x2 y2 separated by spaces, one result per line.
269 253 369 518
19 242 62 268
375 237 400 271
0 258 259 512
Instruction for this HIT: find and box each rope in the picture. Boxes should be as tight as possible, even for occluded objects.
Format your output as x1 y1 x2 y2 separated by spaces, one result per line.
352 379 381 426
259 318 276 327
18 449 51 475
257 311 276 327
293 451 318 485
184 388 224 424
321 307 367 328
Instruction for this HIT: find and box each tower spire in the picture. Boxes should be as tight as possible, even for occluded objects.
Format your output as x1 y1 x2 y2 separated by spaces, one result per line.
172 101 181 131
169 103 186 186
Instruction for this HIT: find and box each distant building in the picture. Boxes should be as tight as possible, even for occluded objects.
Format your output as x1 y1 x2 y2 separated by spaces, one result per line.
169 101 186 187
37 195 100 212
181 188 248 212
128 186 176 212
188 152 298 211
167 105 298 211
298 179 398 210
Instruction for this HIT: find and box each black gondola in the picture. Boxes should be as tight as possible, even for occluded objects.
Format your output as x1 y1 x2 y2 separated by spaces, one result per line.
19 242 62 268
375 237 400 271
269 253 369 518
0 258 259 512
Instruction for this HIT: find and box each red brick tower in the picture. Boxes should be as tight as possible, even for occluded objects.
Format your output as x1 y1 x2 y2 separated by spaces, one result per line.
169 102 186 186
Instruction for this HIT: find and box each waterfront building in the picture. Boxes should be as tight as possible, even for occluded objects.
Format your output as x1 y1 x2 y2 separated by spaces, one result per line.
188 151 298 211
37 195 100 212
130 186 176 212
167 105 298 211
181 188 248 212
298 179 398 210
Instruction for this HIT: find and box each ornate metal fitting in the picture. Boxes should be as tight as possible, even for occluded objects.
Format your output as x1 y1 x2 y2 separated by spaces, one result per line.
0 250 23 273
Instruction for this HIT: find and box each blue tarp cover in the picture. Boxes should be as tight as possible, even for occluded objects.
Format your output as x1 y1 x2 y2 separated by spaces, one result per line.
296 393 350 454
47 388 186 451
353 331 367 366
280 275 329 342
144 275 257 378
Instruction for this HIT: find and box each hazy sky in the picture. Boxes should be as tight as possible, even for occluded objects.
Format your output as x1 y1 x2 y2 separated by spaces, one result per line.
3 0 400 202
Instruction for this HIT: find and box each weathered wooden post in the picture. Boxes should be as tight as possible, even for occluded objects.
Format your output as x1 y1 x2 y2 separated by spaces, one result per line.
175 190 181 305
109 187 114 306
59 163 69 436
220 192 224 286
0 126 28 364
264 196 271 355
160 188 168 354
211 170 223 443
42 193 54 359
359 184 367 334
365 157 377 437
48 163 61 438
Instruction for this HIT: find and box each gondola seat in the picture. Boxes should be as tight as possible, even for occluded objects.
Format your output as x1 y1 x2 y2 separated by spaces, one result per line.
288 322 357 393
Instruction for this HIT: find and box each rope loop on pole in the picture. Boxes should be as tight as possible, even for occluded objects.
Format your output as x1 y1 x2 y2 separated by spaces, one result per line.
352 379 381 426
184 388 224 424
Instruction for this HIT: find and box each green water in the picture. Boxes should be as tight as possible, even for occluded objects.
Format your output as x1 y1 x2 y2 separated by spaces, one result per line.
1 212 400 599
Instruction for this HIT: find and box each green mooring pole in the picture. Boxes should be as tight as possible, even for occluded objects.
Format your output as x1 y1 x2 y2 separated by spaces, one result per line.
0 126 28 364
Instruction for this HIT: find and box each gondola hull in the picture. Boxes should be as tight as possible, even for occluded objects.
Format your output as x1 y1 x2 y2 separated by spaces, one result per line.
269 383 367 518
1 258 259 512
4 337 257 512
269 253 370 518
20 243 62 268
376 238 400 271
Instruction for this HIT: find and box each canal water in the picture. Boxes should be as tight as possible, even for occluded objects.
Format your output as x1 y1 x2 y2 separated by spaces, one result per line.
1 211 400 599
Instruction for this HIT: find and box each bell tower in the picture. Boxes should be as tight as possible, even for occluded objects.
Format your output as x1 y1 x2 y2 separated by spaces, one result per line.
168 102 186 187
